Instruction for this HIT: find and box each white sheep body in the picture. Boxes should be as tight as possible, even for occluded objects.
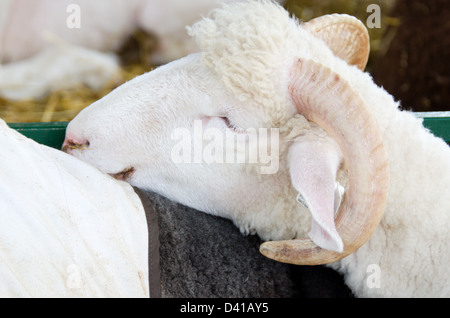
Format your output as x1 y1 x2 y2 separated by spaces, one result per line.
0 119 149 297
65 1 450 297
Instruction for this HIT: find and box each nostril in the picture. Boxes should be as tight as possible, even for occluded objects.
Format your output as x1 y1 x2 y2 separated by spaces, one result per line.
62 137 90 152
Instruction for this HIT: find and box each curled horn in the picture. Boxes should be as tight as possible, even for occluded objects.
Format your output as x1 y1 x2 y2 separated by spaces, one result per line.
260 59 389 265
304 14 370 71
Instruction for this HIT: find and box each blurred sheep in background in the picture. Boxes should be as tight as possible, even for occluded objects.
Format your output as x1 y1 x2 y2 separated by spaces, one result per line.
0 0 241 120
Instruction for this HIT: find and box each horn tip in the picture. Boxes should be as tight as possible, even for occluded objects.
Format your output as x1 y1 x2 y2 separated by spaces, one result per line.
259 240 319 265
259 241 281 261
259 239 351 266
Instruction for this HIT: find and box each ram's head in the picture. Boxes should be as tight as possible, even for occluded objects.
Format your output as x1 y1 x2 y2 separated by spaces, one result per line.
63 1 389 265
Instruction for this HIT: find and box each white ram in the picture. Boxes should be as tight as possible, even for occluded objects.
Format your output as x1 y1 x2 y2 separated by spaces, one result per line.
0 119 149 297
63 0 450 297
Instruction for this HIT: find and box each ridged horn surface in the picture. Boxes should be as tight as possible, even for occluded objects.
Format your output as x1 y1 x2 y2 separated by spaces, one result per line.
260 59 389 265
304 14 370 71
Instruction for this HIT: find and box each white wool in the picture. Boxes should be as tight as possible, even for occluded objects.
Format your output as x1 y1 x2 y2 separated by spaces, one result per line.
0 119 149 297
188 0 336 126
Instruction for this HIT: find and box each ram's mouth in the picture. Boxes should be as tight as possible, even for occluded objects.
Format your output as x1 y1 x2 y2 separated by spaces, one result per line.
110 167 135 181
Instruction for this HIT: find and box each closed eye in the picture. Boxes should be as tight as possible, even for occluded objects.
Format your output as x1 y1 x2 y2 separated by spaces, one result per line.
221 117 234 129
220 117 244 133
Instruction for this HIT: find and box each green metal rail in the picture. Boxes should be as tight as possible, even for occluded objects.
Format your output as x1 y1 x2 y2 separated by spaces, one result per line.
7 112 450 150
8 121 69 150
415 112 450 144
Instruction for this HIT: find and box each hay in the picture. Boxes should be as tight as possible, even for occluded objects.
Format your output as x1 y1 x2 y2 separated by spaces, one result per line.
0 64 148 123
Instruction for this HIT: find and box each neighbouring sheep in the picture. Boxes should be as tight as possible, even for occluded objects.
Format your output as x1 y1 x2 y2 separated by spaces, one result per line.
63 0 450 297
0 118 149 297
0 0 249 100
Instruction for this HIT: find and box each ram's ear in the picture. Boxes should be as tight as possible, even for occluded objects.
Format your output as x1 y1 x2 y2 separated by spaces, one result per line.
288 138 345 252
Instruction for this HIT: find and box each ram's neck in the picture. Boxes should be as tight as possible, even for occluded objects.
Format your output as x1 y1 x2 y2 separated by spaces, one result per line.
379 108 450 214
